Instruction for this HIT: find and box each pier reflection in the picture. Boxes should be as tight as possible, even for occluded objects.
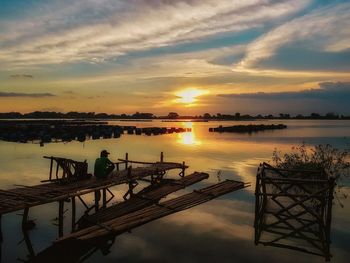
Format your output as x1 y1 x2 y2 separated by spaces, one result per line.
21 231 116 263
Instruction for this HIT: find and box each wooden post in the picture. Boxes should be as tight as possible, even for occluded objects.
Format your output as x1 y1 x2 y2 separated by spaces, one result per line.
254 166 262 245
181 161 185 177
71 197 76 233
102 189 107 209
325 177 335 261
49 157 53 181
125 153 129 170
0 215 2 242
23 230 35 257
58 200 64 237
22 207 29 230
55 161 59 180
127 166 134 199
94 191 100 212
160 152 164 163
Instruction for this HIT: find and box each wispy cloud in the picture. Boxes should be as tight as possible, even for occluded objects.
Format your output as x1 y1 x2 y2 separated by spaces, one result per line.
0 0 310 68
218 82 350 100
0 92 55 97
235 3 350 71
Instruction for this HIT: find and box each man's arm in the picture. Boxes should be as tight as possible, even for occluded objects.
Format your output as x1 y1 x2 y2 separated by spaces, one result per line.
106 158 116 169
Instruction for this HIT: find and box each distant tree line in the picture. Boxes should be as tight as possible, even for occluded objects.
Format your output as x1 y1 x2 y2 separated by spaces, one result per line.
0 111 349 120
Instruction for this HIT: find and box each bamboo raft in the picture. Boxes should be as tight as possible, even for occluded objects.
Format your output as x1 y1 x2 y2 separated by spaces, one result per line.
0 162 185 215
60 179 247 242
0 153 250 262
78 172 209 229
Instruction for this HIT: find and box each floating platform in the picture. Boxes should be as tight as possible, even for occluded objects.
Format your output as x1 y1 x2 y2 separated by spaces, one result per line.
0 153 249 262
61 179 247 242
78 172 209 229
0 162 185 215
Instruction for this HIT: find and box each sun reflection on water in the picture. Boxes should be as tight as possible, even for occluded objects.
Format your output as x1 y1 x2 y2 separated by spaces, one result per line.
177 122 201 146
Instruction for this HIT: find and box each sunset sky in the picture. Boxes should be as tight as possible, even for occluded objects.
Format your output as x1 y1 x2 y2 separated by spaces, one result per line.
1 0 350 115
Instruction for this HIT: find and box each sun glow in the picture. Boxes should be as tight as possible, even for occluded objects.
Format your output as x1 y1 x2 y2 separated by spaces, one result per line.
175 88 208 105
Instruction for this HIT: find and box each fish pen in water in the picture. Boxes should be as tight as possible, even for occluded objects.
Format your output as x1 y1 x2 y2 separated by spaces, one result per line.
254 162 335 261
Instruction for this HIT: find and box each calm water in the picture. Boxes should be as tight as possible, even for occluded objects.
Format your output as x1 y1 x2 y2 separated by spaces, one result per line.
0 120 349 262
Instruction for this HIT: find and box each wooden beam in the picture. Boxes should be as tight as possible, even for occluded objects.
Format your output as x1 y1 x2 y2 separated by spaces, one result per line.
94 191 100 212
22 207 29 230
71 197 76 233
58 201 64 237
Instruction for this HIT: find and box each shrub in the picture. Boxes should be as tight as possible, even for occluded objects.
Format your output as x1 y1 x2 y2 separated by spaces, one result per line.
272 143 350 180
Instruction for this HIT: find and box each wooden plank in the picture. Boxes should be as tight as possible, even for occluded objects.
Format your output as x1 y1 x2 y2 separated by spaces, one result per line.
59 179 247 241
0 162 187 215
78 172 209 229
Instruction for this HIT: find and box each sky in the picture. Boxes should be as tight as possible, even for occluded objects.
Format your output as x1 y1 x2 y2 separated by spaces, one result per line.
0 0 350 115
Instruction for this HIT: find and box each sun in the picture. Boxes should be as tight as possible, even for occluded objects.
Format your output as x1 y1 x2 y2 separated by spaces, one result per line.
175 88 208 105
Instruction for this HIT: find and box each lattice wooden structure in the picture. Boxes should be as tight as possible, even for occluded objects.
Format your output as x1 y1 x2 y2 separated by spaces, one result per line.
43 156 89 182
254 163 335 261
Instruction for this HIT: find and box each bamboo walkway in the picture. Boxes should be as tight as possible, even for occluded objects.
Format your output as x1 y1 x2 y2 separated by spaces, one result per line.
78 172 209 229
0 162 184 215
60 179 248 242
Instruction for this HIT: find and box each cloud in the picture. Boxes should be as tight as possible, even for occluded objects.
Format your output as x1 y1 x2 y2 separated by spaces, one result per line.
0 0 310 68
235 3 350 71
10 74 33 79
0 92 55 97
218 82 350 100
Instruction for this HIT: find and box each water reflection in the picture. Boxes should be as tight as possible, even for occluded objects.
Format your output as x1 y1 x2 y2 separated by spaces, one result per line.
0 120 349 262
176 122 202 146
177 132 201 146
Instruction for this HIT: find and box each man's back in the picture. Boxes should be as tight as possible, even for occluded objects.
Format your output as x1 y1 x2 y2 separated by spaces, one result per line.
94 157 112 178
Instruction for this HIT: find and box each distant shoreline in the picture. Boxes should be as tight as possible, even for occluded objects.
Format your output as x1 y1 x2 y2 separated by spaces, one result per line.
1 111 350 121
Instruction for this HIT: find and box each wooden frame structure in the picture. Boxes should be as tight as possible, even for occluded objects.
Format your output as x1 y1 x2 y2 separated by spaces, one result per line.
43 156 89 182
0 152 249 262
0 152 187 238
254 162 335 261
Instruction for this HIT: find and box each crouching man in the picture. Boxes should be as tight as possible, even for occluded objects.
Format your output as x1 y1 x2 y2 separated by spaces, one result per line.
94 150 115 179
94 150 115 203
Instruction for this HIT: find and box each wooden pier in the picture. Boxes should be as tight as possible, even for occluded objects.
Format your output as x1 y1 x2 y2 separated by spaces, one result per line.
24 178 248 262
77 172 209 229
61 179 247 242
0 162 185 215
0 152 187 236
0 152 250 262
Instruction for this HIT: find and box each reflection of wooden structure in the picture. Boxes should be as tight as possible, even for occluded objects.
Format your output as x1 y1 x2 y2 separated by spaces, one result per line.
254 163 335 261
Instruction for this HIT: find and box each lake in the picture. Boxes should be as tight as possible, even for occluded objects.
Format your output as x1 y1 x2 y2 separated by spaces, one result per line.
0 119 349 263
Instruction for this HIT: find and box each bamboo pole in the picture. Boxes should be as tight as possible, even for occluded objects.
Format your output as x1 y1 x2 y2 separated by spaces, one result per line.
0 215 2 242
22 207 29 230
125 153 128 170
49 157 53 181
71 197 76 233
94 191 100 212
160 152 164 163
58 201 64 237
102 189 107 209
